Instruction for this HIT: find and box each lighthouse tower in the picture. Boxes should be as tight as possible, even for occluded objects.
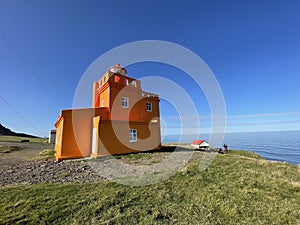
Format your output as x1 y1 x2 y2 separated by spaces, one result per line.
54 64 161 161
92 64 159 122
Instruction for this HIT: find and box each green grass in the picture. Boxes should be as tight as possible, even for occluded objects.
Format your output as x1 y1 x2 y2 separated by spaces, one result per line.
0 135 47 143
113 152 154 160
38 149 56 160
224 149 263 159
0 145 22 153
0 150 299 224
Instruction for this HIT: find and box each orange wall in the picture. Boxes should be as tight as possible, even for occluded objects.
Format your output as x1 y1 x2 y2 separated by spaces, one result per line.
100 85 110 108
55 107 109 161
94 120 161 157
55 108 161 161
92 72 160 123
92 81 99 107
133 97 160 122
56 71 161 161
108 84 160 122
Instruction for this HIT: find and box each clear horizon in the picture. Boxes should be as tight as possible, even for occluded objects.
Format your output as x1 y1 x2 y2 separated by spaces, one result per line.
2 122 299 138
1 1 300 137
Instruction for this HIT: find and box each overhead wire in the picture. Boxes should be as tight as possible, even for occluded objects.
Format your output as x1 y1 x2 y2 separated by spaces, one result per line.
0 17 66 136
0 95 45 136
1 29 64 108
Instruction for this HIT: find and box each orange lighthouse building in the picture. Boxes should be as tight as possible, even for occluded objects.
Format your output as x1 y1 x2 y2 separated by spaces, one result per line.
54 64 161 161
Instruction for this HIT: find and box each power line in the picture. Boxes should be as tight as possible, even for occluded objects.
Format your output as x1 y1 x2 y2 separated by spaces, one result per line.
17 55 64 107
1 28 64 108
0 95 45 137
0 31 8 41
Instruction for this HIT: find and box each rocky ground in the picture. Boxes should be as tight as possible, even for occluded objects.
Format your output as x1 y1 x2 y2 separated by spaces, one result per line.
0 141 206 186
0 158 108 186
0 141 105 186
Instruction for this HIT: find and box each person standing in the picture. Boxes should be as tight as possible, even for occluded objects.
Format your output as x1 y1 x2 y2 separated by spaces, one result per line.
223 144 228 152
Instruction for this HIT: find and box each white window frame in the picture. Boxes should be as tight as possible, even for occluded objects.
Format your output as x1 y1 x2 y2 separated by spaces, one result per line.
124 78 129 85
122 97 129 108
146 102 152 112
129 129 137 142
101 99 105 107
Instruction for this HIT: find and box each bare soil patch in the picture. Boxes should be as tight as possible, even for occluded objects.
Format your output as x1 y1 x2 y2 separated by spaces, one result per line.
0 141 105 186
0 141 204 186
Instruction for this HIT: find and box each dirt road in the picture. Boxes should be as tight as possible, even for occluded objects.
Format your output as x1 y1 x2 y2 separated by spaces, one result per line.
0 141 105 186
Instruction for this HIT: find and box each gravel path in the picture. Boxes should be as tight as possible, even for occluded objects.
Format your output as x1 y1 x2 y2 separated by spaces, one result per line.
0 158 107 186
0 141 105 186
0 141 204 186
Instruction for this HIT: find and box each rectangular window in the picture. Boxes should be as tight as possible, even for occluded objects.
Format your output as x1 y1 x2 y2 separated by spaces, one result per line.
122 97 129 108
114 75 120 83
124 78 129 85
129 129 137 142
146 102 152 112
101 99 105 107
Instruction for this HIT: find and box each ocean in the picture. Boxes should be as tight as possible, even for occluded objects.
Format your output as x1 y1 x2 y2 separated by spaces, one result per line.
162 130 300 165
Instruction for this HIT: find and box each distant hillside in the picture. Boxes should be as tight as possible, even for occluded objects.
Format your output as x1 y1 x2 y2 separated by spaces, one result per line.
0 123 38 138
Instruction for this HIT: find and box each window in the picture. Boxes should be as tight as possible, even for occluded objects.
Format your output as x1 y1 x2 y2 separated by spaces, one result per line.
124 78 129 85
101 99 105 107
122 97 129 108
132 80 136 87
146 102 152 112
114 75 120 83
129 129 137 142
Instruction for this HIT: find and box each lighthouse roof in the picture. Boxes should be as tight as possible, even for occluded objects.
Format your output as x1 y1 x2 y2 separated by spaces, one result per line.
108 64 127 75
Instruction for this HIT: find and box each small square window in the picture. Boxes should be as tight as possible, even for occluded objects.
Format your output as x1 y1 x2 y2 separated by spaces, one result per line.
114 75 120 83
146 102 152 112
129 129 137 142
122 97 129 108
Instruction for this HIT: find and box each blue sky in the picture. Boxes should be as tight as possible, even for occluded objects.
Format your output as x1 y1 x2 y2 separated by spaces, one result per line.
0 0 300 137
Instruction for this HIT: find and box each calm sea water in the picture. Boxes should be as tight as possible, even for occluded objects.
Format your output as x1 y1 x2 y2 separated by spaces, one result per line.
162 130 300 165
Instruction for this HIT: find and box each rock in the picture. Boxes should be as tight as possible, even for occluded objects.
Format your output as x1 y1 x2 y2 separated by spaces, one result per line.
0 157 106 186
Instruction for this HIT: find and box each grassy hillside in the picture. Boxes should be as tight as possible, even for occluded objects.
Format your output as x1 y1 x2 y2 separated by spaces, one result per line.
0 123 39 138
0 150 299 224
0 135 47 143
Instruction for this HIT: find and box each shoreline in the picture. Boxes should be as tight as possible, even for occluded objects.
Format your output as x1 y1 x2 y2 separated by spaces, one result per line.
163 130 300 165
